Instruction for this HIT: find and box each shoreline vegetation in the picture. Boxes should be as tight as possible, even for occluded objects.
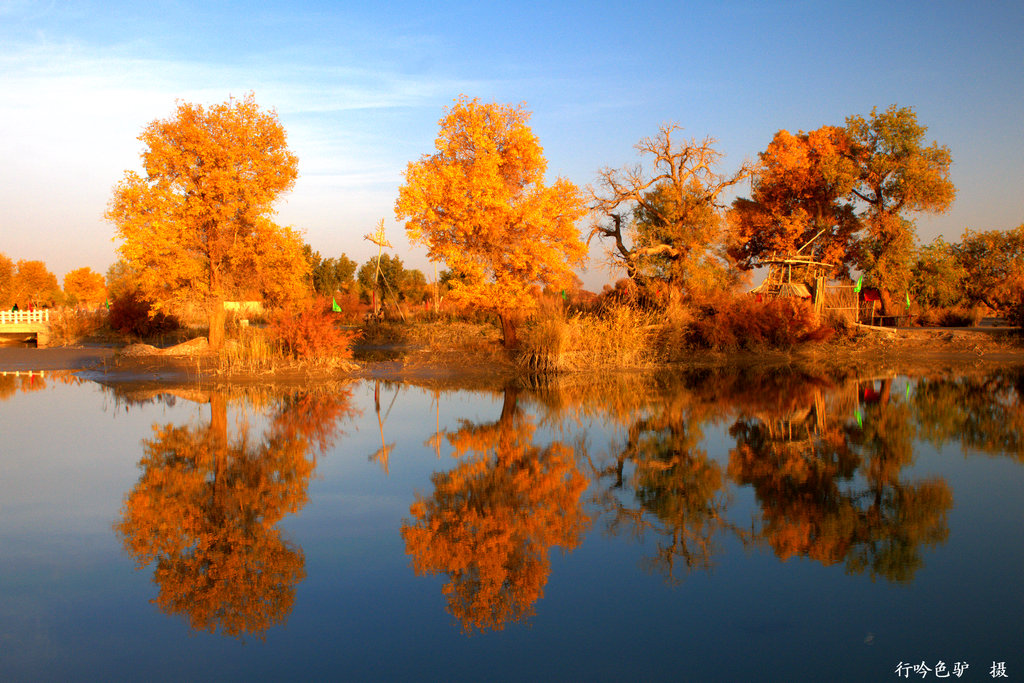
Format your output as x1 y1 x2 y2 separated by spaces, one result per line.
6 98 1024 389
2 308 1021 390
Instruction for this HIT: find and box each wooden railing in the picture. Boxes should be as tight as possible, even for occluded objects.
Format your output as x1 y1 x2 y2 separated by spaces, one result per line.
0 310 50 325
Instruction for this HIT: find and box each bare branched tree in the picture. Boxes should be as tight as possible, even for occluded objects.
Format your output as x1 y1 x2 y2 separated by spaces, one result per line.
589 124 753 294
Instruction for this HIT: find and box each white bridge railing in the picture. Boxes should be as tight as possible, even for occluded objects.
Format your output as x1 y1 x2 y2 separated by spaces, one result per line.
0 310 50 325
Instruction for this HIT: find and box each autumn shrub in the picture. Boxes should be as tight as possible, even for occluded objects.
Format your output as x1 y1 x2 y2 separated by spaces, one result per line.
108 290 180 338
925 305 985 327
687 296 832 351
268 298 358 364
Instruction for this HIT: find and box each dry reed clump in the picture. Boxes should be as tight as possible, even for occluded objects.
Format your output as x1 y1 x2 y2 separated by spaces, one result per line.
519 305 660 372
219 326 282 374
47 309 106 345
914 305 986 328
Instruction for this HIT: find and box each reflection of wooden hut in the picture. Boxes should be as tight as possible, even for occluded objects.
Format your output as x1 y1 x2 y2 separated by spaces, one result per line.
751 257 833 315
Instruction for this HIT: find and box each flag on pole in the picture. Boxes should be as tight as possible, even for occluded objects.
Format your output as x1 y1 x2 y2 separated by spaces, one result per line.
854 276 863 293
906 292 911 309
332 297 341 312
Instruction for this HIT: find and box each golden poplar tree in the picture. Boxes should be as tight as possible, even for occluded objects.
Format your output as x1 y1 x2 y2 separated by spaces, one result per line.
106 94 307 349
63 267 107 307
395 96 587 347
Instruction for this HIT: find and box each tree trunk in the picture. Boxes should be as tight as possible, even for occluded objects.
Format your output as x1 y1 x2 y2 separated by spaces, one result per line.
878 288 897 319
498 311 518 349
208 303 227 351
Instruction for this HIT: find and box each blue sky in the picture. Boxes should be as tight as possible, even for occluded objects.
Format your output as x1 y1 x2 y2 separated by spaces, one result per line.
1 0 1022 288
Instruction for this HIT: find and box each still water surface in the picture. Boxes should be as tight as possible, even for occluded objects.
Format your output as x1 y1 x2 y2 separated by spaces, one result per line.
1 367 1022 681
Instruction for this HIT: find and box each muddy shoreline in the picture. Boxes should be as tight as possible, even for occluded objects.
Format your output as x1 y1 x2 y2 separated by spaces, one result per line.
2 326 1023 389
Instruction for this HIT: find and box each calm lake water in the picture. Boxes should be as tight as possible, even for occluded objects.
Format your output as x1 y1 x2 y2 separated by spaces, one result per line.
0 365 1022 681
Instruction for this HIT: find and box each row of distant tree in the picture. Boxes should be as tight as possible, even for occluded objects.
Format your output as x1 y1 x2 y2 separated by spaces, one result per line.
0 256 106 309
0 247 436 312
304 246 433 304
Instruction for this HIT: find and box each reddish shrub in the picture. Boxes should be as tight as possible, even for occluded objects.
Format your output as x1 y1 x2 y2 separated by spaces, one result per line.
108 291 179 338
269 298 358 360
688 296 832 350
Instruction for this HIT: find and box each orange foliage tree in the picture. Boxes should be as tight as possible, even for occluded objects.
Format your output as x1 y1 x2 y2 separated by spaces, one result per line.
8 259 62 307
0 253 13 307
106 94 308 349
401 389 590 632
395 96 587 347
63 266 107 308
728 126 860 276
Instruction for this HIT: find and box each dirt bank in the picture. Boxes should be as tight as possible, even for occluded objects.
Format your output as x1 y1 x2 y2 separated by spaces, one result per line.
2 325 1022 386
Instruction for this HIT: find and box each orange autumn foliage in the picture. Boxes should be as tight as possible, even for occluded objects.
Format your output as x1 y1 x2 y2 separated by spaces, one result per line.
116 390 352 638
728 126 860 275
395 96 587 346
106 94 308 349
401 390 589 632
63 266 107 308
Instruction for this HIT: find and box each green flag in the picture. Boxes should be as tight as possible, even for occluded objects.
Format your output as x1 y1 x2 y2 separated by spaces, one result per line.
561 289 567 301
855 408 863 428
906 292 911 309
854 276 863 293
105 299 110 310
332 297 341 312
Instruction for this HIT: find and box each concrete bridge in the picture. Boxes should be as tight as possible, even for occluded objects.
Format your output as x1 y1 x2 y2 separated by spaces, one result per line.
0 310 51 346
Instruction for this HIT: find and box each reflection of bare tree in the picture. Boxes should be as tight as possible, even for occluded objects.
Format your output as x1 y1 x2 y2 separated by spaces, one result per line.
401 388 589 633
589 390 735 583
729 378 951 583
116 388 352 639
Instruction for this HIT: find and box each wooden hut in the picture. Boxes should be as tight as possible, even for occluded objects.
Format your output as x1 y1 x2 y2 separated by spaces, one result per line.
751 256 833 315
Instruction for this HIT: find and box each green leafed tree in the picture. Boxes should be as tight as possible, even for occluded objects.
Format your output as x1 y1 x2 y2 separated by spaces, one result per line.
909 237 966 310
953 224 1024 312
845 105 955 314
305 245 357 297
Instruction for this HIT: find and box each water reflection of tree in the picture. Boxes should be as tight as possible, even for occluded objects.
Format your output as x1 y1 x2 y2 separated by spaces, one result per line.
401 387 589 633
589 389 734 582
729 377 952 583
0 370 82 401
913 369 1024 460
115 388 352 639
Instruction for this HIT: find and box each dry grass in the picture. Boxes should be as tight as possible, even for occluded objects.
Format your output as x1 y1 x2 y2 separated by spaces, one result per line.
219 326 282 374
47 309 106 345
519 305 661 372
